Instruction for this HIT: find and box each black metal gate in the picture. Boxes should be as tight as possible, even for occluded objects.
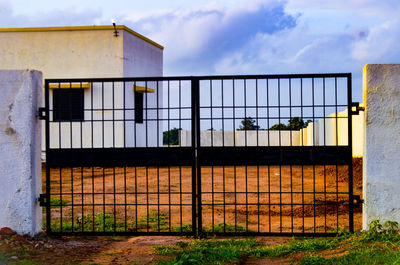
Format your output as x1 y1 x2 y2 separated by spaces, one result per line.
42 74 359 236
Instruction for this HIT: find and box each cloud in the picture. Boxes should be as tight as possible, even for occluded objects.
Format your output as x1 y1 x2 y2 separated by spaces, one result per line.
213 26 364 75
121 0 297 75
285 0 400 19
1 0 399 102
352 20 400 62
0 2 103 27
119 0 399 102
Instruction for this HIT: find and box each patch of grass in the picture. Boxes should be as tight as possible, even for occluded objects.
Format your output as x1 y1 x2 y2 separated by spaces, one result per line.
0 248 38 265
50 213 124 232
48 210 173 233
138 210 170 231
300 247 400 265
103 250 121 256
203 223 251 234
154 239 261 264
172 224 193 233
153 229 353 264
49 197 69 208
297 220 400 265
107 236 122 242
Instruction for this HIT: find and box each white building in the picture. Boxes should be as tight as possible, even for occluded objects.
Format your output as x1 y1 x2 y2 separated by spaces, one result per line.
0 25 164 152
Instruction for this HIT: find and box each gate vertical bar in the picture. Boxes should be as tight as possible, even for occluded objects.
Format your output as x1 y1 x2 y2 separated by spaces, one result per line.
45 80 51 234
347 73 354 232
191 78 199 237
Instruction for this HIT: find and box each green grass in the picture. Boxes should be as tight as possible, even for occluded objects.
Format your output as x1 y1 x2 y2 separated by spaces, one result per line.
154 220 400 264
203 223 249 233
300 248 400 265
49 213 123 232
153 237 346 264
0 247 39 265
47 209 252 234
48 211 173 232
107 236 122 242
154 239 261 264
49 197 69 208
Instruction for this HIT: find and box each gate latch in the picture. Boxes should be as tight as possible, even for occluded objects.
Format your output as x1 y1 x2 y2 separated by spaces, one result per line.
351 102 365 115
353 195 364 208
37 107 46 120
38 194 47 207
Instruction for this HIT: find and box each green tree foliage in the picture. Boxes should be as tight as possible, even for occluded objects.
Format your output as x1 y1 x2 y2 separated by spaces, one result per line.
238 117 261 130
269 123 287 130
163 128 180 145
269 117 312 131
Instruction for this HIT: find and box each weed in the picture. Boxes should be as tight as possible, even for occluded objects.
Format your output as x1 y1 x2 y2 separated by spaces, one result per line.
172 224 193 233
49 197 69 208
0 248 38 265
153 232 350 264
48 211 173 232
299 246 400 265
155 239 260 265
137 210 170 231
153 245 178 256
50 213 124 232
104 251 121 256
361 219 400 241
107 236 121 242
203 223 248 234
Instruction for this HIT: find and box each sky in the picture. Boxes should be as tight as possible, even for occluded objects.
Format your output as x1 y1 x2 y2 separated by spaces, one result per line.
1 0 400 102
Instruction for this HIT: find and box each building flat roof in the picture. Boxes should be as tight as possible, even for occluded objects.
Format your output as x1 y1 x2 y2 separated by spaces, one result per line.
0 25 164 50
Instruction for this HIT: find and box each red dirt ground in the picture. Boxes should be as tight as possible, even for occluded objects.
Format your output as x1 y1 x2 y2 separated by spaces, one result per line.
43 158 362 233
0 159 362 264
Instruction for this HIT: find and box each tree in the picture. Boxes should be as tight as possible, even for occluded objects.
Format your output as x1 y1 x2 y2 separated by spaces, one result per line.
269 117 312 130
163 128 180 145
238 117 260 130
287 117 312 130
269 123 287 130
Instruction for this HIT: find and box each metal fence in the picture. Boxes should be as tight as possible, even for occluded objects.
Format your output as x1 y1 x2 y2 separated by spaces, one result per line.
42 73 358 236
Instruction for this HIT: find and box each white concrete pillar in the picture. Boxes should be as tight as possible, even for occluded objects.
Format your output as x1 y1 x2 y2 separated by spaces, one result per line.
363 64 400 229
0 70 42 236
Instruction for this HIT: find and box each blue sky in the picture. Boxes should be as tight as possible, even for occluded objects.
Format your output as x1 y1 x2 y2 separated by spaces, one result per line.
1 0 400 102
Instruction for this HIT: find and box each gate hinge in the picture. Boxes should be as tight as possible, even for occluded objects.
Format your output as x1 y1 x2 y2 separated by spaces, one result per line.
37 107 46 120
38 194 47 207
352 195 364 208
351 102 365 115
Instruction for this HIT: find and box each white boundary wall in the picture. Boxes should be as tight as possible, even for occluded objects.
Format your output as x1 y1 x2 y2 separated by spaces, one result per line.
179 111 364 156
0 70 42 235
363 64 400 229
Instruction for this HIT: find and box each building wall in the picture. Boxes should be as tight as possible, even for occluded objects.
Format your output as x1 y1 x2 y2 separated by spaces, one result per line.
122 30 164 147
0 29 124 78
0 27 164 151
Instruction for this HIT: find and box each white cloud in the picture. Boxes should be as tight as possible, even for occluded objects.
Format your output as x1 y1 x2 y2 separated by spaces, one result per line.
352 20 400 62
286 0 400 19
117 0 399 102
1 0 398 102
121 0 297 75
0 2 102 27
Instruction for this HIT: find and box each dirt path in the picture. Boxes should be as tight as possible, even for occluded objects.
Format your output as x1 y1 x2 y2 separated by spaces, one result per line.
1 229 292 265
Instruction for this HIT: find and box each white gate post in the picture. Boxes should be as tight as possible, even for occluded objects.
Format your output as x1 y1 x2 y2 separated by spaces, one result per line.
363 64 400 229
0 70 43 236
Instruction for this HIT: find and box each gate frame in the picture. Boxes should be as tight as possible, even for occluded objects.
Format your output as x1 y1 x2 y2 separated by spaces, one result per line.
42 73 358 237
